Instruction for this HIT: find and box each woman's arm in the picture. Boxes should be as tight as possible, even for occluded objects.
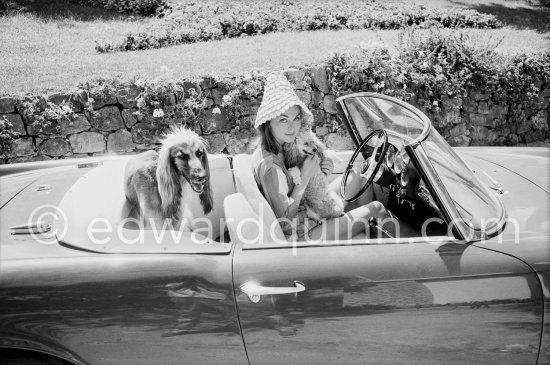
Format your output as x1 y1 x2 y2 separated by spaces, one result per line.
261 154 319 221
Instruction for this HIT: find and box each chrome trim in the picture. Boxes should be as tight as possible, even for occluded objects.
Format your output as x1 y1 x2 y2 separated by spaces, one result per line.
400 167 408 187
412 146 473 241
416 146 507 240
385 145 396 167
36 184 51 191
336 92 432 146
240 281 306 303
10 222 51 235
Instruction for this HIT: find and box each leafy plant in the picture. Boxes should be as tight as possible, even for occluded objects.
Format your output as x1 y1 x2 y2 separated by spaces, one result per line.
132 78 209 131
0 116 18 157
15 96 79 133
68 0 167 15
217 71 266 125
95 1 502 53
326 28 549 136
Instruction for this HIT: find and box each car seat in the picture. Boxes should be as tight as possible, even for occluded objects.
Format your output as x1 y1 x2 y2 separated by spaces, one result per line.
224 154 286 245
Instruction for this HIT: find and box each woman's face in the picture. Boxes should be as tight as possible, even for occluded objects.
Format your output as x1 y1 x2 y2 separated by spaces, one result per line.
269 105 302 145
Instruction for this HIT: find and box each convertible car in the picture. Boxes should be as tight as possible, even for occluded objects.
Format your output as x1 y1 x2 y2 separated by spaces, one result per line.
0 93 548 365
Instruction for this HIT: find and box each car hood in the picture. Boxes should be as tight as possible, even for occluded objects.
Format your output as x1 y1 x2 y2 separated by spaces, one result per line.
457 147 550 271
457 147 549 194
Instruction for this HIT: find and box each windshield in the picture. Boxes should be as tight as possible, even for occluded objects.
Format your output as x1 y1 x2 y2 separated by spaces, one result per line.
340 94 427 143
421 129 504 232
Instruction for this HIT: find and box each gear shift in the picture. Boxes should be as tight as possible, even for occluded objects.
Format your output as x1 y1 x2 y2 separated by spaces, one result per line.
368 217 394 238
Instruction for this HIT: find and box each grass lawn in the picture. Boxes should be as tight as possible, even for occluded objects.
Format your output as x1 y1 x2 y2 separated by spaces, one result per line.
0 0 548 96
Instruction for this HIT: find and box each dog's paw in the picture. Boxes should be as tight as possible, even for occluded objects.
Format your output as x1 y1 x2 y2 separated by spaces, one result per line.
288 167 302 185
324 149 343 163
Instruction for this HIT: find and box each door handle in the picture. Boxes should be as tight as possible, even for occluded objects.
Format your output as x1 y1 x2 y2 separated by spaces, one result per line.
240 281 306 303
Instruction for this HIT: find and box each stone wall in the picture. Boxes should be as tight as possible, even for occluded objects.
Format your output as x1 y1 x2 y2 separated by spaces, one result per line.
1 66 549 164
435 85 549 147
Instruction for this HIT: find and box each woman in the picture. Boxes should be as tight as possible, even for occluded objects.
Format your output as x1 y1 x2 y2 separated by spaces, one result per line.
251 73 391 241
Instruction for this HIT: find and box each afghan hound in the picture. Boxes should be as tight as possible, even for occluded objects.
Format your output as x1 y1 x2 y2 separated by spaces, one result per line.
283 129 344 223
124 126 213 230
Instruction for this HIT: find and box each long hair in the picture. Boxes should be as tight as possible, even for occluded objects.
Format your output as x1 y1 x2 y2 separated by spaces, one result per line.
198 151 213 215
156 139 183 220
156 126 213 219
258 123 280 154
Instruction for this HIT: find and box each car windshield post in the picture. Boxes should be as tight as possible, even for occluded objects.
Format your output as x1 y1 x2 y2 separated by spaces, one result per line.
420 129 506 239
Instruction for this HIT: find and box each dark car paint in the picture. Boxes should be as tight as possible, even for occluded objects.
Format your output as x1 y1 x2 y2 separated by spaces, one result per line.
233 238 543 364
0 254 245 365
0 164 246 364
0 148 548 364
459 149 550 365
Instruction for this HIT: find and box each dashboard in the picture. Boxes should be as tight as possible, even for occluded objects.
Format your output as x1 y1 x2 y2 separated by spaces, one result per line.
370 142 446 235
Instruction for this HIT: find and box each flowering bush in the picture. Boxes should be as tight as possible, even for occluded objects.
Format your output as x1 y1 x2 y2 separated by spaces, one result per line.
16 96 79 134
0 116 18 157
95 0 501 53
218 71 265 125
326 29 550 135
69 0 167 15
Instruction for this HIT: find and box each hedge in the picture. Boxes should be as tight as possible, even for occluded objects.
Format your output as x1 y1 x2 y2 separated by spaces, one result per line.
325 29 550 137
68 0 167 16
95 1 502 53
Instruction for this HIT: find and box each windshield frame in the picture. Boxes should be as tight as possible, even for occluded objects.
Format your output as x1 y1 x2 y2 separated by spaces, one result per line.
417 133 507 241
336 92 507 241
336 92 432 148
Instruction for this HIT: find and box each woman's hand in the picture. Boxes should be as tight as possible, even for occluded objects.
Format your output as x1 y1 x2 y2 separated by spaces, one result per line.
320 156 334 176
300 154 320 183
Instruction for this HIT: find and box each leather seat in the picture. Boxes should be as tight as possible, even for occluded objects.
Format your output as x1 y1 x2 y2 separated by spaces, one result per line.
224 154 286 245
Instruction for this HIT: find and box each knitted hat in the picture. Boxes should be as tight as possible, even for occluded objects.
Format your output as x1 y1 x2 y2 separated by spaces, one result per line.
254 73 313 129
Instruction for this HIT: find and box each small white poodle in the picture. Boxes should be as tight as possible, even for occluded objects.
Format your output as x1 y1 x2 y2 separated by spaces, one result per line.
283 129 345 223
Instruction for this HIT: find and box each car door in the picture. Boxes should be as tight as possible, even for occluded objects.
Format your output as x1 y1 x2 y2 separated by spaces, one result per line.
0 253 247 365
233 238 543 365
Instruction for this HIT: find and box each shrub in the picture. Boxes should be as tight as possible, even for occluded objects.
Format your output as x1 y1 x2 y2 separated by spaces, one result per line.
69 0 167 16
326 29 550 131
95 0 502 53
77 76 211 132
217 71 266 125
527 0 550 6
0 116 18 157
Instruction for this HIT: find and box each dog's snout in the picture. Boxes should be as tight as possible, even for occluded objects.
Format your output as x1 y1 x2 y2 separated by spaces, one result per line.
190 166 205 175
190 167 207 182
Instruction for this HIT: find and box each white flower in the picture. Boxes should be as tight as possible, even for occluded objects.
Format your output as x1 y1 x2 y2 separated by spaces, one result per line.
153 108 165 118
222 95 232 104
288 167 302 185
432 101 439 106
212 107 221 115
62 105 73 113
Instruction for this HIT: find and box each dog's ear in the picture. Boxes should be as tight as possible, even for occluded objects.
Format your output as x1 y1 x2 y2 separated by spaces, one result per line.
283 142 300 168
156 145 182 220
309 130 326 154
199 146 213 215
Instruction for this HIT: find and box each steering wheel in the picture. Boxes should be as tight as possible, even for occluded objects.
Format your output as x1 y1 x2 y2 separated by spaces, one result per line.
340 129 389 202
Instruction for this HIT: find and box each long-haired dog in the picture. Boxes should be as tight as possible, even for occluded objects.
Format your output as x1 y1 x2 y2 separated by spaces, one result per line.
124 126 213 230
283 129 344 223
